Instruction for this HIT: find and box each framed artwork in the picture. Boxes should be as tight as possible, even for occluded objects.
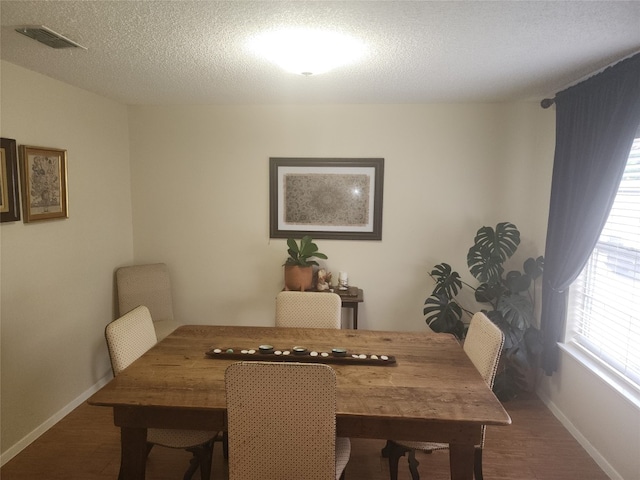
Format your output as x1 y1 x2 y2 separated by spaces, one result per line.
0 138 21 222
19 145 69 222
270 157 384 240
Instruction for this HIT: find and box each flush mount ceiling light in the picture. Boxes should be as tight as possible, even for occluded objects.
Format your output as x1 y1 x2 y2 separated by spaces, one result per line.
247 28 366 76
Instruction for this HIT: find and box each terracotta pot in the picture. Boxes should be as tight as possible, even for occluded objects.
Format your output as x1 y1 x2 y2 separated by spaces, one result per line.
284 265 313 291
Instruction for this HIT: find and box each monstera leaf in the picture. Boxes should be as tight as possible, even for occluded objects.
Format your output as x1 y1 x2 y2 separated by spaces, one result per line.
505 270 532 293
497 293 534 334
430 263 462 300
467 222 520 283
475 281 507 304
524 256 544 280
424 292 464 338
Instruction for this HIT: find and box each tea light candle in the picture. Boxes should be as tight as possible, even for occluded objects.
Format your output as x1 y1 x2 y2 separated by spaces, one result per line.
338 271 348 289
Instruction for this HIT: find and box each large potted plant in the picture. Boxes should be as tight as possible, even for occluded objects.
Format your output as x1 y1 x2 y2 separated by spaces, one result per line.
283 236 328 291
424 222 544 401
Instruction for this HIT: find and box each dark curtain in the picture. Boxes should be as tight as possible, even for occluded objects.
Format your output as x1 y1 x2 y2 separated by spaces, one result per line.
541 53 640 375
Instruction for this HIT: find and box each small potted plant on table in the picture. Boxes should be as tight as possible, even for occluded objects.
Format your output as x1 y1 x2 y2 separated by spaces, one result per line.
283 236 328 291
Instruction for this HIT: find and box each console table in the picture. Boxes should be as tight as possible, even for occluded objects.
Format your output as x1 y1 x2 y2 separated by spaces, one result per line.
335 286 364 329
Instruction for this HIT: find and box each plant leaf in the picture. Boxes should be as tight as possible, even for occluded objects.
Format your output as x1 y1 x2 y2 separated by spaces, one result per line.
523 256 544 280
505 270 531 293
475 282 505 303
424 292 463 339
430 263 462 299
497 293 533 333
467 245 504 284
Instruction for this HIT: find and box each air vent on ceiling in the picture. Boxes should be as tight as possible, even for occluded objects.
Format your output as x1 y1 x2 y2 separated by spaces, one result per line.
15 25 87 50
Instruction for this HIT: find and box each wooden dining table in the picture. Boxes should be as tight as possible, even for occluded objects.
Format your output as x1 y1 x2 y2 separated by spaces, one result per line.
88 325 511 480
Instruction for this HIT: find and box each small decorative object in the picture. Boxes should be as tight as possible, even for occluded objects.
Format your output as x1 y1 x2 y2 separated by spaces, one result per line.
205 346 395 365
0 138 21 223
338 271 348 290
316 268 332 291
283 236 328 291
19 145 69 222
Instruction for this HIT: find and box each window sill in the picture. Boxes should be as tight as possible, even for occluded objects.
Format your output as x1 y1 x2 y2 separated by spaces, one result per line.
559 342 640 410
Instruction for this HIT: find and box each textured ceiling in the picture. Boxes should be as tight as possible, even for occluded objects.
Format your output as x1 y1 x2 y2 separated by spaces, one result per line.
1 1 639 105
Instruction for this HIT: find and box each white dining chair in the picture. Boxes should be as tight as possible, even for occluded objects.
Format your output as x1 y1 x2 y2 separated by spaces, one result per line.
105 305 221 480
275 291 342 328
115 262 180 340
225 361 350 480
382 311 505 480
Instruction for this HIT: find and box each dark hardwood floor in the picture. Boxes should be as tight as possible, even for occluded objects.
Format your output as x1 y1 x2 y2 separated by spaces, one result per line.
1 393 609 480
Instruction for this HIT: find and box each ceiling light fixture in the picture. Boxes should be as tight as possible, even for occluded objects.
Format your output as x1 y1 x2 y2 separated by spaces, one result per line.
247 28 365 76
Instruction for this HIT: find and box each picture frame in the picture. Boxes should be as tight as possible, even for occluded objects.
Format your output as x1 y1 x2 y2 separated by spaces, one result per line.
270 157 384 240
0 138 21 223
19 145 69 223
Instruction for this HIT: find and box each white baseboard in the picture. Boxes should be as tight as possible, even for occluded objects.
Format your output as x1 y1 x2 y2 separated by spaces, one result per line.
537 390 622 480
0 373 112 467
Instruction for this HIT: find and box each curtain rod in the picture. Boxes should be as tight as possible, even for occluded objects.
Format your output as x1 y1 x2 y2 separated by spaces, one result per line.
540 49 640 109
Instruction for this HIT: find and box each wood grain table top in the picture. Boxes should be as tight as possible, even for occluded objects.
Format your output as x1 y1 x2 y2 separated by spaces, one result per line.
89 325 510 443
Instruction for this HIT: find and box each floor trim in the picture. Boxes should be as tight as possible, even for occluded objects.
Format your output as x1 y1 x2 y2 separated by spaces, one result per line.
0 373 112 467
536 390 622 480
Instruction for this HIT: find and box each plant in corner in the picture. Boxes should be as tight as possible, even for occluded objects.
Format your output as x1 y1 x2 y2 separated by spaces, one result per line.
424 222 544 401
283 236 328 291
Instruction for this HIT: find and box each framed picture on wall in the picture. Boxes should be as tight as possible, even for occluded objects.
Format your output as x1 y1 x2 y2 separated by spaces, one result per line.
269 157 384 240
0 137 21 223
19 145 69 222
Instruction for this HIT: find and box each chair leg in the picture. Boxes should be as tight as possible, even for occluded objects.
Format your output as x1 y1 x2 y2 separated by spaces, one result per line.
183 439 214 480
381 440 393 458
222 431 229 459
200 439 214 480
383 441 414 480
407 450 420 480
474 447 483 480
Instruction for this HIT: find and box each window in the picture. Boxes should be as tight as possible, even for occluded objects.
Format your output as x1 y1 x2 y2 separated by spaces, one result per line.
569 135 640 389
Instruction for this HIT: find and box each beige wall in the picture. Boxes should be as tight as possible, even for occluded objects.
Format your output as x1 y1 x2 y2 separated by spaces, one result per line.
0 61 134 457
2 61 637 479
128 103 553 331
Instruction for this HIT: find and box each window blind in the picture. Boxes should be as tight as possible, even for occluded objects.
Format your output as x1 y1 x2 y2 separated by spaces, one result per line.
570 136 640 388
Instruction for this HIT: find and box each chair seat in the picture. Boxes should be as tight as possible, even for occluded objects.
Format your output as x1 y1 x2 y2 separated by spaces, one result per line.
148 428 219 449
391 440 450 452
335 437 351 480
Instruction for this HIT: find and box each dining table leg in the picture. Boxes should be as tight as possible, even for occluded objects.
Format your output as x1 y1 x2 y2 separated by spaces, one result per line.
448 442 475 480
120 426 147 480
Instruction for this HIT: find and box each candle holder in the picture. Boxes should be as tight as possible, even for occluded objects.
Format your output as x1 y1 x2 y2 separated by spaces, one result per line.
338 271 348 290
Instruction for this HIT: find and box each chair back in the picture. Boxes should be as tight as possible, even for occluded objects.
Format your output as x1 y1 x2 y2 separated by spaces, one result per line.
116 263 174 323
105 305 157 376
463 312 505 449
275 291 342 328
225 361 337 480
463 312 505 387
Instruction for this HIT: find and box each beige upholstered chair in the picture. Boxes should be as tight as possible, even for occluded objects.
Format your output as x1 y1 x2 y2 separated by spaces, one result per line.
105 306 219 480
275 291 342 328
225 361 351 480
382 312 505 480
115 263 180 340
